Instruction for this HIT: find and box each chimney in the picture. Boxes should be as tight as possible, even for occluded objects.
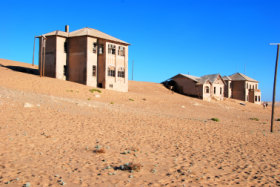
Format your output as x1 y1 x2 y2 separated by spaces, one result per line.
65 25 69 33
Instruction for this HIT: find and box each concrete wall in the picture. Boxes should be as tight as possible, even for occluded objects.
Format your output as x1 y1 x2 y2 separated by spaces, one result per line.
56 36 67 80
104 42 128 92
44 36 56 78
68 36 87 84
86 37 98 87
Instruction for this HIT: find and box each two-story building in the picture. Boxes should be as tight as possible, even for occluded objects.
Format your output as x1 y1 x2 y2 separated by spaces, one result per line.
223 73 261 104
38 25 129 92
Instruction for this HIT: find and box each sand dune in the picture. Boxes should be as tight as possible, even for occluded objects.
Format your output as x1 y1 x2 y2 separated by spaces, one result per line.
0 58 280 186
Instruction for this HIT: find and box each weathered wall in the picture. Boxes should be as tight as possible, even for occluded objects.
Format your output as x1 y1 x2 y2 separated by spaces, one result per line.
44 36 56 78
104 41 128 92
86 37 98 87
212 78 224 100
172 76 199 96
232 81 246 101
68 36 87 84
202 83 211 101
56 36 67 80
224 80 232 98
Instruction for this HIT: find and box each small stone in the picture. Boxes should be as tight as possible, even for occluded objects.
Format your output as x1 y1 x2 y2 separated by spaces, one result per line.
151 169 157 173
24 103 33 108
129 175 133 178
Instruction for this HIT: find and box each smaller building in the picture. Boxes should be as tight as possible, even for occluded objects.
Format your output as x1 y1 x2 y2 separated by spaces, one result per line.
222 73 261 104
165 73 225 101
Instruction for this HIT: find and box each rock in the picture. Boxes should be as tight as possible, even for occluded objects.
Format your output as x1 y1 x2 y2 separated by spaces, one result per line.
95 95 100 98
24 182 31 187
24 103 33 108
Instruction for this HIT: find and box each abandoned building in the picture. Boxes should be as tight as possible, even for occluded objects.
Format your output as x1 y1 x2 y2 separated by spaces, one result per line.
165 73 225 101
223 73 261 104
37 25 129 92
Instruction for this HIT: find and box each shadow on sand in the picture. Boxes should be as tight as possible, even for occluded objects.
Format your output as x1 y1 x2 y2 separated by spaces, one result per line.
0 64 39 75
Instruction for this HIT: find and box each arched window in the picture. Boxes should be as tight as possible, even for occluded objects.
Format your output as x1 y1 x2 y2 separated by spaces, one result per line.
205 86 210 93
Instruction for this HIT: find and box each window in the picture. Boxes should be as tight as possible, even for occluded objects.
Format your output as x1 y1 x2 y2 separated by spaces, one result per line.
205 86 209 93
220 87 222 95
98 44 104 54
247 83 248 89
214 87 216 94
250 85 252 89
108 67 115 77
255 96 258 102
92 65 96 76
108 44 116 54
253 85 254 89
93 43 97 53
118 71 125 78
258 96 261 102
63 65 67 76
118 46 125 56
109 84 113 88
64 41 67 53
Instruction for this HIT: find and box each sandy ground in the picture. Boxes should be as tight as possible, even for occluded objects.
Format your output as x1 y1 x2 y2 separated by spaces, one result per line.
0 58 280 186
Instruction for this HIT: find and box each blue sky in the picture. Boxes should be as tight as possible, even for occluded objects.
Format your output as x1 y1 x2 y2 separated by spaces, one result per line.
0 0 279 101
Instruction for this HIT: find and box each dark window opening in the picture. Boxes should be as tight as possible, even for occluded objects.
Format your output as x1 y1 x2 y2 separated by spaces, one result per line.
220 87 222 95
255 96 258 102
98 83 102 88
205 86 209 93
214 87 216 94
118 71 125 78
108 44 116 54
92 65 96 76
108 69 115 77
63 65 67 76
64 41 67 53
93 43 97 53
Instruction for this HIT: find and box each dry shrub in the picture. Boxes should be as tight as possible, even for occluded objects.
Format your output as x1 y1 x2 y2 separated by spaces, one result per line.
94 148 105 154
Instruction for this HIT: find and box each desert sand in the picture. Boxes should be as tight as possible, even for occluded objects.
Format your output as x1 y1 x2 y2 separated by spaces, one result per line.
0 58 280 186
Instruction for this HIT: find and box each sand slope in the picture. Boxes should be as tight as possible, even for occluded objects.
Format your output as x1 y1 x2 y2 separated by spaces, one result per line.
0 58 280 186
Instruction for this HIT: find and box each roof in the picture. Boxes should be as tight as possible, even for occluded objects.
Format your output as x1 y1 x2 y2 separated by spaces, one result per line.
170 73 224 85
39 27 129 45
229 73 258 82
198 74 220 84
222 76 232 81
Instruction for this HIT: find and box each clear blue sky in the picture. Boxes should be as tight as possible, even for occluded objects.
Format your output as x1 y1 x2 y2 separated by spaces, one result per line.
0 0 279 101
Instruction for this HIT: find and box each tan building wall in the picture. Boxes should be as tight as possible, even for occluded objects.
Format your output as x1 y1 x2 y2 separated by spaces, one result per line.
172 77 199 96
212 78 224 100
68 36 87 84
202 83 211 101
56 36 67 80
224 80 232 98
86 37 98 87
97 39 106 88
104 42 128 92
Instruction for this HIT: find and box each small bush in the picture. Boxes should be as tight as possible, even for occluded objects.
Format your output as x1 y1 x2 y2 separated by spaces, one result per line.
142 98 147 101
93 148 105 154
211 118 219 122
249 117 259 121
114 162 142 172
276 118 280 121
129 98 134 101
110 102 114 104
89 88 101 93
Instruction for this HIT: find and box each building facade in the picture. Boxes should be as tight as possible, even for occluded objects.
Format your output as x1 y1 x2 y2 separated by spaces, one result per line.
38 26 129 92
223 73 261 104
165 73 225 101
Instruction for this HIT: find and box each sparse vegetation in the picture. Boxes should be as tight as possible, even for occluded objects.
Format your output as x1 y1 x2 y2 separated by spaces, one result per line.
249 117 259 121
129 98 134 101
114 162 142 172
66 89 73 92
93 148 105 154
89 88 101 93
87 98 91 100
142 98 147 101
110 102 114 104
211 118 219 122
276 118 280 121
